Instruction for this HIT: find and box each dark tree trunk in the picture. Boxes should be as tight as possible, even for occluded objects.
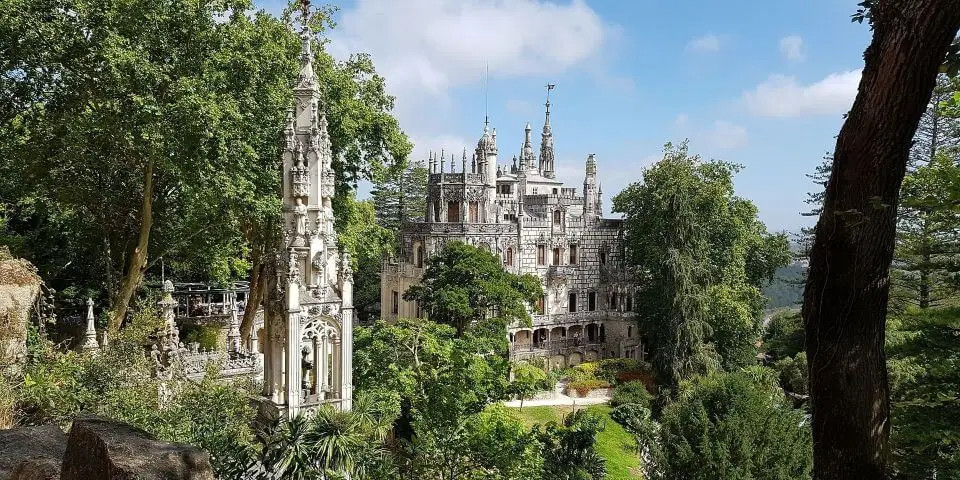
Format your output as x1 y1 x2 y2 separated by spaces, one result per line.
802 2 960 479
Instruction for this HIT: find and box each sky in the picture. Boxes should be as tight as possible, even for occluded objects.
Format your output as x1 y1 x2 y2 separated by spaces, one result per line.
259 0 873 232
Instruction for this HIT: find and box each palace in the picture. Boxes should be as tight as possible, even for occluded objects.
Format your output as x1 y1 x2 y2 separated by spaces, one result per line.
381 91 644 369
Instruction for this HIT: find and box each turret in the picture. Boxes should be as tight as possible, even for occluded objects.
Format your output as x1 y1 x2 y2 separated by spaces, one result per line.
520 123 536 172
539 84 556 178
584 154 599 223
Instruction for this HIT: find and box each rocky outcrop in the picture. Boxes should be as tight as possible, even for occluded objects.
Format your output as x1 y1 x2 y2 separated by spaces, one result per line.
0 424 67 480
60 416 215 480
0 247 42 373
0 417 215 480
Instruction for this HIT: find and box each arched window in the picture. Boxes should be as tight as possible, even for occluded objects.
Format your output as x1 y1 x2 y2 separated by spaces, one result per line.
416 244 424 268
506 247 514 266
553 210 562 225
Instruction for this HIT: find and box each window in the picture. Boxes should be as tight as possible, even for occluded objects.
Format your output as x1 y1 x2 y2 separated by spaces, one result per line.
552 247 561 266
628 326 633 338
626 295 633 312
599 251 607 265
392 291 399 314
415 245 424 268
552 188 558 195
434 201 441 222
415 303 423 318
588 292 596 311
569 244 577 264
532 188 538 194
537 245 546 265
447 202 460 222
505 247 514 266
568 293 577 312
611 292 618 310
553 210 562 225
536 295 545 314
468 201 479 222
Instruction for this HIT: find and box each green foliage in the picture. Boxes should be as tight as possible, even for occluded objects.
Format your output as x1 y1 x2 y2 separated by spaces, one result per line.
334 195 396 324
404 241 542 336
643 370 812 480
772 352 808 397
609 403 655 444
15 300 257 478
614 141 789 386
887 307 960 478
610 381 652 409
762 309 805 360
535 409 608 480
509 362 549 409
371 159 430 231
181 325 221 351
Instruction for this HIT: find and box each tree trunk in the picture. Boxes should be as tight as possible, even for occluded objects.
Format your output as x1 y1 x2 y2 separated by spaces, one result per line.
108 158 154 333
802 2 960 479
241 252 265 341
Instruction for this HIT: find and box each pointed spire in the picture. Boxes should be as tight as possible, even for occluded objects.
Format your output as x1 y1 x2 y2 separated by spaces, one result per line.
227 296 241 354
539 83 556 178
82 298 99 352
521 122 535 170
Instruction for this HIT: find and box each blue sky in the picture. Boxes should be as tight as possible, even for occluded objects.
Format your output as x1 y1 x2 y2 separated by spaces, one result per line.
260 0 873 232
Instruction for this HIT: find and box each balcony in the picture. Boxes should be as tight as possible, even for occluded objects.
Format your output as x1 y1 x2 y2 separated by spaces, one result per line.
508 337 604 355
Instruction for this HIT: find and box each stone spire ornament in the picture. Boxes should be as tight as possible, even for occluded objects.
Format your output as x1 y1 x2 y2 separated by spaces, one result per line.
227 297 242 355
81 298 99 351
539 83 556 178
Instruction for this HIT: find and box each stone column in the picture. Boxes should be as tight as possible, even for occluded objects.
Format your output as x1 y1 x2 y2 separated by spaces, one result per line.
81 298 99 352
318 332 328 398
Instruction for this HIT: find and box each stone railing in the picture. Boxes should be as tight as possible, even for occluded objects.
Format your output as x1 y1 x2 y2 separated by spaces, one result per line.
509 337 604 355
406 222 518 235
526 311 607 327
176 348 261 380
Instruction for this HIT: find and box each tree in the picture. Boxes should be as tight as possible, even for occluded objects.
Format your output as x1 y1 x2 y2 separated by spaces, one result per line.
801 1 960 477
403 242 542 336
641 369 812 480
796 154 834 265
370 159 430 231
892 152 960 309
535 409 608 480
335 195 396 324
613 141 789 387
886 307 960 478
508 362 548 412
0 0 411 333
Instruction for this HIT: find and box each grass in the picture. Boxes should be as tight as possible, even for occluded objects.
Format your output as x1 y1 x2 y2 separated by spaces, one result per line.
507 404 643 480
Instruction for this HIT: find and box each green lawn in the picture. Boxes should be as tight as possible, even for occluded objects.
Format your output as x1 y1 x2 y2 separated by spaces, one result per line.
507 404 643 480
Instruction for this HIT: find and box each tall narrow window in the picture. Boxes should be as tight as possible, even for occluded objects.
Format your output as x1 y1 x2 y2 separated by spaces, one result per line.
468 201 479 222
588 292 596 311
447 202 460 222
506 248 514 266
392 291 399 314
434 201 441 222
569 244 577 264
568 293 577 313
628 326 633 338
610 292 618 310
599 251 607 265
553 210 562 225
626 295 633 312
416 245 424 268
537 245 546 265
536 295 545 314
552 247 561 266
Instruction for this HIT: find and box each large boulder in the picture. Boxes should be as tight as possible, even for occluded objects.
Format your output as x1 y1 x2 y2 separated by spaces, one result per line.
0 424 68 480
60 416 214 480
0 247 42 374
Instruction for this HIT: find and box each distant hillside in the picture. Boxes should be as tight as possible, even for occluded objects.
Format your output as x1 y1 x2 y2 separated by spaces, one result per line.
763 263 805 310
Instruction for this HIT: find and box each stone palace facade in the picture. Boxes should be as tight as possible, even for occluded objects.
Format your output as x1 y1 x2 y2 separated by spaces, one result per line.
381 93 644 369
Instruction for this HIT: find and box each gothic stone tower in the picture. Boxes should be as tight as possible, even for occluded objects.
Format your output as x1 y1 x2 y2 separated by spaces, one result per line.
262 6 353 418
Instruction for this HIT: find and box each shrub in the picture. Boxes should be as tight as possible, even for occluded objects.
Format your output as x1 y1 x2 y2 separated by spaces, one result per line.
610 381 653 408
610 403 653 438
566 379 611 397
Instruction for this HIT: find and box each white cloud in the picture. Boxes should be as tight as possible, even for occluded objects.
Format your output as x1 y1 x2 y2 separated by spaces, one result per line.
686 33 721 53
779 35 806 62
704 121 748 150
742 69 862 117
330 0 608 100
673 113 689 128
